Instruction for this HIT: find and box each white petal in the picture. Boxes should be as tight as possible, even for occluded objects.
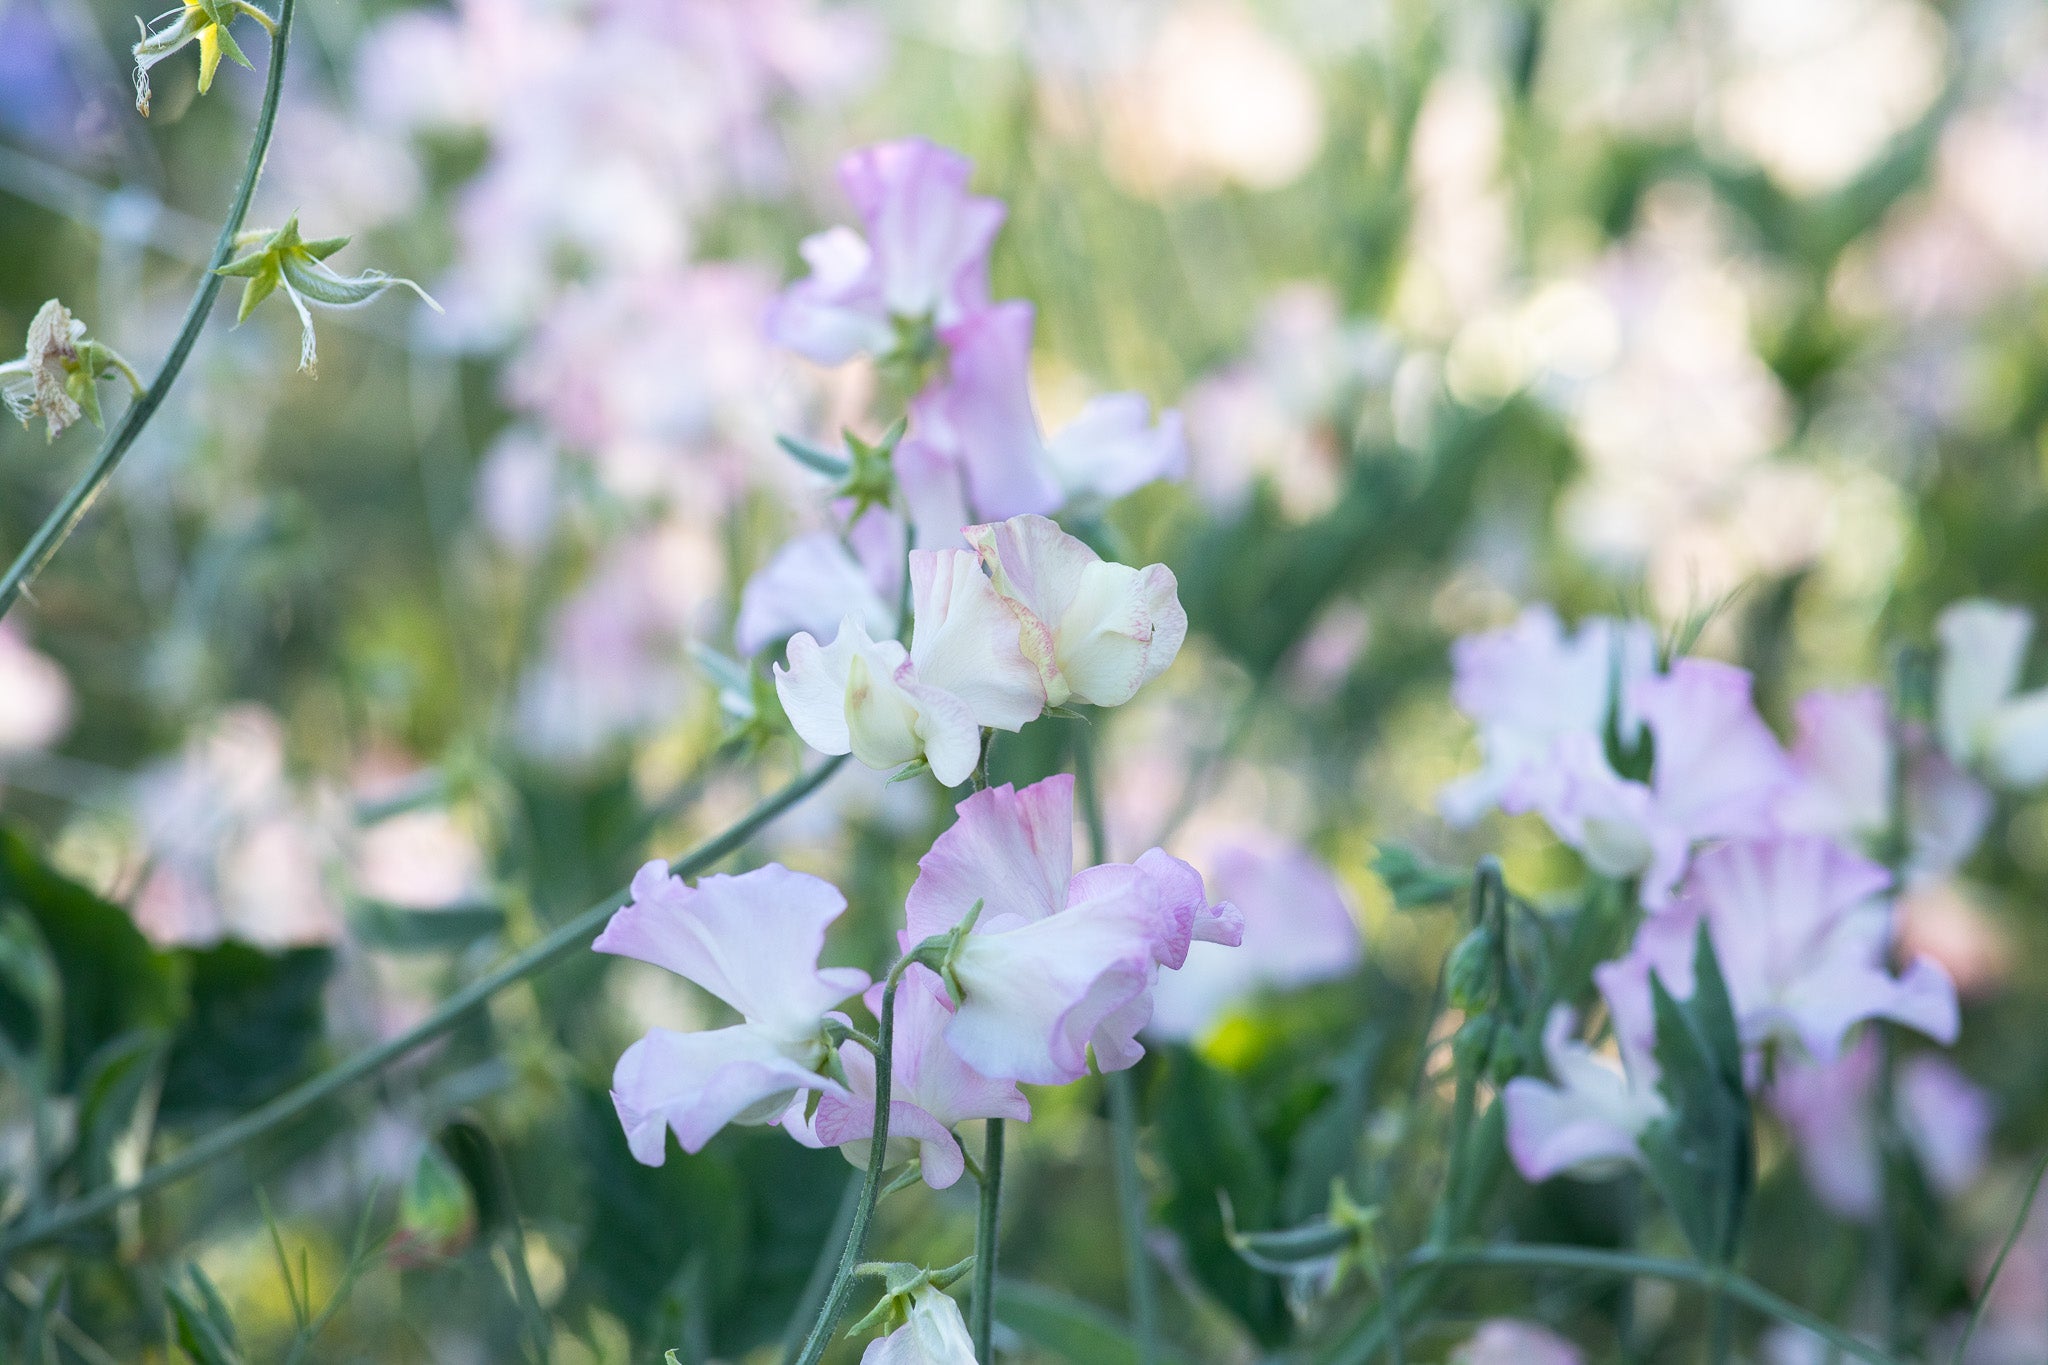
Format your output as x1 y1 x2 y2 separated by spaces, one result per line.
1935 599 2032 765
907 547 1044 730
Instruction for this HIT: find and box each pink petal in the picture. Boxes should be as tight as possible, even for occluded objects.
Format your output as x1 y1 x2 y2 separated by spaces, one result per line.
905 776 1076 944
738 531 895 657
946 904 1158 1085
919 303 1062 519
1042 393 1187 504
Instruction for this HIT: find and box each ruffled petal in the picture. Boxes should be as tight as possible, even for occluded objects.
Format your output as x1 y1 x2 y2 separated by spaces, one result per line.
611 1024 838 1162
905 776 1075 942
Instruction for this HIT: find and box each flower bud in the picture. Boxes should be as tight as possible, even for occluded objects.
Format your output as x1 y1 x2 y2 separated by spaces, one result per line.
1444 927 1496 1012
388 1143 476 1267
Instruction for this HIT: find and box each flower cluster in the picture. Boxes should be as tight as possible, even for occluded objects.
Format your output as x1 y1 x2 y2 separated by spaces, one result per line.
1451 601 2041 1210
597 773 1239 1163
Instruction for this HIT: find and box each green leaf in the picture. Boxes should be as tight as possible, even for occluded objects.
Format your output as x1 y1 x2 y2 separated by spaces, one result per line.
71 1031 165 1192
995 1280 1196 1365
0 826 181 1089
159 944 332 1123
775 433 851 479
1371 844 1465 910
1153 1048 1290 1345
167 1264 244 1365
1639 924 1753 1265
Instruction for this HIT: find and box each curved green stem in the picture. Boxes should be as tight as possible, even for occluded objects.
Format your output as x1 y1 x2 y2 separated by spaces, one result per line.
0 0 295 621
1403 1244 1904 1365
791 960 905 1365
0 755 846 1259
972 1117 1005 1358
1952 1145 2048 1365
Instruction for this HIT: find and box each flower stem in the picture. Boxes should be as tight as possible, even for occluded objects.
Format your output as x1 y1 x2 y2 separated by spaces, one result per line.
1402 1244 1904 1365
0 0 294 622
1104 1070 1159 1365
0 755 846 1259
1951 1145 2048 1365
791 961 905 1365
972 1117 1005 1358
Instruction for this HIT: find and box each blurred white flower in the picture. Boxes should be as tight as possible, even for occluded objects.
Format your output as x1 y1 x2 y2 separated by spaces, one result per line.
0 623 73 755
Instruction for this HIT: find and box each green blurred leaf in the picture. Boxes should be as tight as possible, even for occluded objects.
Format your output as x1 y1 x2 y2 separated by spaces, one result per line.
1370 844 1465 910
1640 923 1752 1265
167 1264 244 1365
1154 1048 1289 1345
71 1030 165 1193
349 899 505 953
996 1280 1195 1365
159 944 333 1123
0 826 181 1088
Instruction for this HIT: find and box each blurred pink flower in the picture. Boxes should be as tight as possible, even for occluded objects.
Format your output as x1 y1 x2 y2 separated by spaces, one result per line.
736 505 904 657
1503 1003 1666 1183
903 776 1236 1084
907 302 1184 521
1769 1035 1992 1220
0 622 72 755
769 138 1005 366
1438 605 1655 828
596 860 869 1161
1451 1319 1584 1365
801 965 1030 1190
1147 841 1360 1040
965 513 1187 710
1597 835 1958 1066
129 707 343 949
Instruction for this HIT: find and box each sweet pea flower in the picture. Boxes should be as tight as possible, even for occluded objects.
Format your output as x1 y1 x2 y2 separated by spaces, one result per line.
768 138 1004 365
775 546 1045 784
1547 659 1794 908
861 1285 975 1365
1147 841 1361 1040
595 862 870 1162
1439 606 1656 827
736 505 904 656
1768 1034 1992 1220
1451 1319 1585 1365
802 965 1030 1189
906 302 1186 521
1502 1003 1667 1183
1596 835 1959 1069
1771 685 1994 881
1936 599 2048 789
904 776 1238 1085
964 513 1187 710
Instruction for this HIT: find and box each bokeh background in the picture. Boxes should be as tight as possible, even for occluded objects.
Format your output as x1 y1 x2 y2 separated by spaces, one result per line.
5 0 2048 1359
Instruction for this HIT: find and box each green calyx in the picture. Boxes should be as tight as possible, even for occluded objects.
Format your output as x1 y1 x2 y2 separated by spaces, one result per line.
843 1257 975 1338
216 214 439 373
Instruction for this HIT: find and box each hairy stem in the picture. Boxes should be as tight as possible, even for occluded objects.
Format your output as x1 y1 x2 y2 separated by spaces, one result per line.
0 0 297 620
791 963 904 1365
0 755 846 1258
973 1118 1005 1358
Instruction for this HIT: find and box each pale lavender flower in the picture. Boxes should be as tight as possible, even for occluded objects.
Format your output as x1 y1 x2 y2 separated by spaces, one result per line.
861 1285 975 1365
768 138 1004 365
735 505 904 657
1502 1002 1666 1183
596 861 870 1161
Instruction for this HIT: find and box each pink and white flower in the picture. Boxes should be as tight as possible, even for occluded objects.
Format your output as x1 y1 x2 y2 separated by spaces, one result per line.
767 138 1005 366
803 965 1030 1189
964 513 1187 710
596 861 870 1162
774 545 1045 784
903 776 1237 1085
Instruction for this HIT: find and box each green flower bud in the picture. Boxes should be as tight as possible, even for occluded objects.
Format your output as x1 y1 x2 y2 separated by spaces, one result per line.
1444 926 1496 1012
